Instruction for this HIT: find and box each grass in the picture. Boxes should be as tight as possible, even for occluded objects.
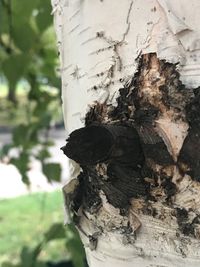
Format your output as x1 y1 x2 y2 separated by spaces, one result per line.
0 191 68 265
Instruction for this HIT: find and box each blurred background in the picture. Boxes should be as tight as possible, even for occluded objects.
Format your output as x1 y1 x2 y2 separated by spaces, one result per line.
0 0 86 266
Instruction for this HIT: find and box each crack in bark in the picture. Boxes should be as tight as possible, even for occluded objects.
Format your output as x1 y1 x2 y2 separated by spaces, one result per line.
121 0 134 43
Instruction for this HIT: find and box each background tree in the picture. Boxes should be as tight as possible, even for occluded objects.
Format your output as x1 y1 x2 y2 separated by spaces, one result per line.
0 1 87 266
52 0 200 266
0 0 62 183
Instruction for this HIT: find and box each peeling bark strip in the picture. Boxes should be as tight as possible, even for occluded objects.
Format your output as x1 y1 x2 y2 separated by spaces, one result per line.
62 53 200 244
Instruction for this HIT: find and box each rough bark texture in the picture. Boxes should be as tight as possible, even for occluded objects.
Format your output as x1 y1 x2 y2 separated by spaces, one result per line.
52 1 200 266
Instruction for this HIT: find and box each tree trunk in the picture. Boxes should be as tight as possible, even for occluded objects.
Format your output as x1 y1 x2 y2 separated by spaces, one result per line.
52 0 200 266
7 86 17 104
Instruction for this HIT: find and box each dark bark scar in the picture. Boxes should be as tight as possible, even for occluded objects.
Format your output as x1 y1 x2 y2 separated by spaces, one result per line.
62 53 200 239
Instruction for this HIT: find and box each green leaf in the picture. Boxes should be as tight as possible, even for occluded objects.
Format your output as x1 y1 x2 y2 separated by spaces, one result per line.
42 163 61 182
38 113 52 128
0 2 10 35
12 124 39 148
20 243 43 267
42 49 57 65
36 0 52 32
36 148 51 161
12 23 37 52
20 246 34 267
44 223 66 242
12 0 39 21
12 125 28 146
10 152 30 184
40 26 56 50
2 54 29 87
0 144 13 158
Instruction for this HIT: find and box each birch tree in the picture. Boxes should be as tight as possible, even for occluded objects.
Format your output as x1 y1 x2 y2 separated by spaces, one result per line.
52 0 200 266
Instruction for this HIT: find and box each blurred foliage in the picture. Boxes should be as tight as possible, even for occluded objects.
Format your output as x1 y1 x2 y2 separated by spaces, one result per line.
0 191 64 262
0 191 87 267
0 1 86 267
5 223 86 267
0 0 62 183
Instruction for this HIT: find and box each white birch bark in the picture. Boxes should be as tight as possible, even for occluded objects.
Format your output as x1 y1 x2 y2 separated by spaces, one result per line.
52 1 200 266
